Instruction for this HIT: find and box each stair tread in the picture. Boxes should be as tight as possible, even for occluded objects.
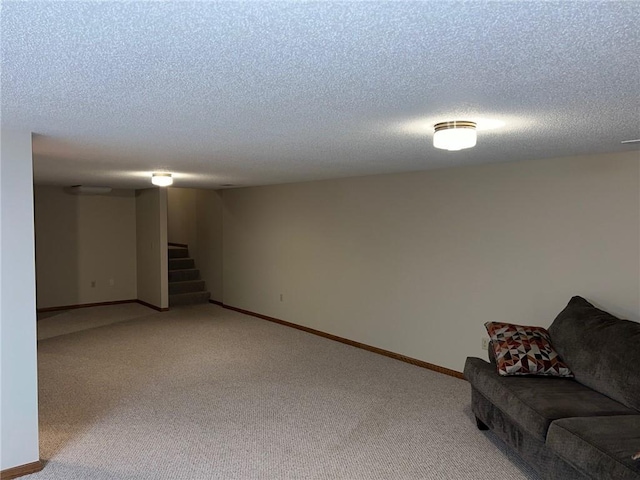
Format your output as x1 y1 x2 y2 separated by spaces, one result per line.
168 250 189 260
170 291 210 297
169 259 195 270
167 248 204 305
169 275 206 295
169 290 211 306
168 269 200 279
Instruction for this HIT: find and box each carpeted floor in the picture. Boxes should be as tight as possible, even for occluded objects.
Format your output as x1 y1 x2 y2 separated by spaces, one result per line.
37 303 156 340
29 304 540 479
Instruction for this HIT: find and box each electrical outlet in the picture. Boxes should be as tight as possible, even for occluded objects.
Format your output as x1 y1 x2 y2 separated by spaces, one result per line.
109 278 114 286
91 280 96 288
280 293 283 302
481 338 489 350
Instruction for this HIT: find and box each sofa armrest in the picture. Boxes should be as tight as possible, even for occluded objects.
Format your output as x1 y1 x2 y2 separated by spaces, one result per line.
464 356 494 383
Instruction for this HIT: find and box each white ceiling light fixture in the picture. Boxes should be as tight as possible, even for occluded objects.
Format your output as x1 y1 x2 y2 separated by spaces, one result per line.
151 172 173 187
433 121 477 151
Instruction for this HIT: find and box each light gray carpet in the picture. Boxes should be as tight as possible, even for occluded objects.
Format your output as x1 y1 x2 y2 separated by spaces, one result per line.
29 304 540 479
37 303 156 340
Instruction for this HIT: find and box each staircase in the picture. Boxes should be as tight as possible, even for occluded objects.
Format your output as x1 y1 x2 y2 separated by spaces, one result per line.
168 245 211 306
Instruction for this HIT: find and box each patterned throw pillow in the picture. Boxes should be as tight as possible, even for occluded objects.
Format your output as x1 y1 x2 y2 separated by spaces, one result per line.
484 322 573 377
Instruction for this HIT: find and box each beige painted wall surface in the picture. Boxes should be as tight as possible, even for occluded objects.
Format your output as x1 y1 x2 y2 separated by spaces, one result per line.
1 130 39 470
136 188 168 309
167 187 224 302
34 186 137 309
167 187 197 248
159 188 169 308
196 189 223 302
222 151 640 373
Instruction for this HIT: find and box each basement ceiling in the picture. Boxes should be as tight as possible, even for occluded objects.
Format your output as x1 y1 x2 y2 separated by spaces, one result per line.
2 1 639 189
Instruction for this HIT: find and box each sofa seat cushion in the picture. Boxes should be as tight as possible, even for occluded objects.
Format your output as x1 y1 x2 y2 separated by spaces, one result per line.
547 416 640 480
464 357 637 441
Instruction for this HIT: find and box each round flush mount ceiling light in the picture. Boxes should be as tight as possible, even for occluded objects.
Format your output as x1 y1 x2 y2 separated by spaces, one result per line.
151 172 173 187
433 121 477 151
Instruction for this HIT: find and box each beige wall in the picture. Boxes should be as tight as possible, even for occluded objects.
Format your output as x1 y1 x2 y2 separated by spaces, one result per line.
222 151 640 372
167 187 224 302
167 187 197 248
1 130 39 470
136 188 168 309
34 186 137 309
196 189 224 302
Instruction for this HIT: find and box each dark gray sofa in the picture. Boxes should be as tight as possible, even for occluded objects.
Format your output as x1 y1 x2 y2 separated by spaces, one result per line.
464 296 640 480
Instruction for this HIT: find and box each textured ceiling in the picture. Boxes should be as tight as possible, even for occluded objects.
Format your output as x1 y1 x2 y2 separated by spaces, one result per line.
2 1 639 189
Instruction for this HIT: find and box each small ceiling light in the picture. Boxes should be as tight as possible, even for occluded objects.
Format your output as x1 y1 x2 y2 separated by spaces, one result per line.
433 121 477 151
151 173 173 187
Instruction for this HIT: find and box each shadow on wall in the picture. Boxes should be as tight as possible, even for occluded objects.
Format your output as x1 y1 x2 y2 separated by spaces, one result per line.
167 187 223 303
34 186 80 308
33 187 138 310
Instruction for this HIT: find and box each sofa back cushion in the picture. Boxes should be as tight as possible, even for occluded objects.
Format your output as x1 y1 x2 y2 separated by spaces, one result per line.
548 296 640 411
